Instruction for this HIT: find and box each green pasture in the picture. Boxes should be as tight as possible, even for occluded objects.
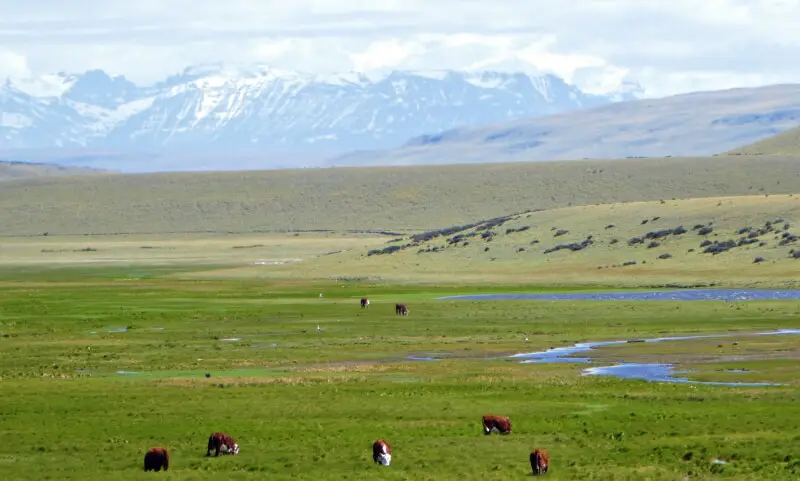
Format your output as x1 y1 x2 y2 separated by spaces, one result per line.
0 265 798 480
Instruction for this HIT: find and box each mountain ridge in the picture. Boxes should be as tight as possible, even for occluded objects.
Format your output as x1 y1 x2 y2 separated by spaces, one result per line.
1 63 640 161
330 83 800 167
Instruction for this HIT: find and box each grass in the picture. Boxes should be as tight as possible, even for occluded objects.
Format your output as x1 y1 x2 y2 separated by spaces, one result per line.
728 126 800 155
3 155 800 235
244 194 800 287
0 264 799 480
2 194 800 288
0 232 385 269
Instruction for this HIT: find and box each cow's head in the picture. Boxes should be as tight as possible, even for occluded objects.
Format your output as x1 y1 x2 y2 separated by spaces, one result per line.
219 442 240 455
377 452 391 466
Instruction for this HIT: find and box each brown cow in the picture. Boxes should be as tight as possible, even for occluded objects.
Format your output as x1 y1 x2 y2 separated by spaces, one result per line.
530 448 550 475
372 439 392 466
361 297 370 308
395 303 409 316
143 447 170 472
482 414 512 435
207 432 239 456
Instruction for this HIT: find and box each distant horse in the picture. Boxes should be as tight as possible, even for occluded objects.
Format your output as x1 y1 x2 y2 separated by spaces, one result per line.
530 448 550 475
143 447 170 472
395 303 409 316
361 298 370 308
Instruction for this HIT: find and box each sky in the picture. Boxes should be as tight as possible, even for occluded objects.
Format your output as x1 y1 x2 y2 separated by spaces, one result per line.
1 0 799 98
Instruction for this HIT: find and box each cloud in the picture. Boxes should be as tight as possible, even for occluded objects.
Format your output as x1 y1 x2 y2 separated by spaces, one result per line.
0 0 798 97
0 49 31 79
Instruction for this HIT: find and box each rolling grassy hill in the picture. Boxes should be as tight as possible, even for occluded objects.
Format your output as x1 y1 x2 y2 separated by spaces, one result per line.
2 155 800 236
728 125 800 155
242 195 800 287
0 160 110 181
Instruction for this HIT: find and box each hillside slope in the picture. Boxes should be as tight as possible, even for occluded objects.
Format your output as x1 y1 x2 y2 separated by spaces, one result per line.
727 125 800 155
0 160 109 181
331 84 800 166
286 195 800 287
1 155 800 236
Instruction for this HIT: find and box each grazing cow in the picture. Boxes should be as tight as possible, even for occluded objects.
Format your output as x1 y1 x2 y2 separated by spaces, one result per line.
372 439 392 466
395 303 409 316
206 432 239 456
361 297 370 308
482 414 512 435
530 449 550 475
143 447 170 472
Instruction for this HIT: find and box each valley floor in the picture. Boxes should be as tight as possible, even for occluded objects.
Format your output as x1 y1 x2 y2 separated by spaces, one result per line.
0 252 798 480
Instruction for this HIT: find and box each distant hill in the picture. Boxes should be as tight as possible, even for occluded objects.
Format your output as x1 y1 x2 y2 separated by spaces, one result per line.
1 155 799 236
307 195 800 287
0 160 111 181
331 83 800 167
727 125 800 155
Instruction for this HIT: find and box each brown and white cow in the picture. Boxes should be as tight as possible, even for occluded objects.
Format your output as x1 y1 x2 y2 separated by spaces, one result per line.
395 303 409 316
207 432 239 456
144 447 170 471
482 414 512 435
372 439 392 466
361 298 370 308
530 448 550 475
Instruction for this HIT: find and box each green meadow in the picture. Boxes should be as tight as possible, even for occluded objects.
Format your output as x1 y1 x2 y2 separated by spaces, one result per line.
0 264 799 480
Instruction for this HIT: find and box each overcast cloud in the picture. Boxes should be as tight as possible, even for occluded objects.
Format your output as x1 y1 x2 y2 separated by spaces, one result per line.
1 0 799 97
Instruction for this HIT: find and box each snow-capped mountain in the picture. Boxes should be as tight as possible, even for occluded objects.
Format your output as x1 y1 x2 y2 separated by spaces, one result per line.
0 63 642 154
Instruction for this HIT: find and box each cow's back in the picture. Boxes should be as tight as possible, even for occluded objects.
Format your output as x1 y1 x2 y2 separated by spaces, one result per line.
144 447 169 471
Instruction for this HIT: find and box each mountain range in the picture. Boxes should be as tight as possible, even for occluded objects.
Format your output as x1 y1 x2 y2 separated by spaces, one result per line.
331 83 800 167
0 63 640 159
3 63 799 173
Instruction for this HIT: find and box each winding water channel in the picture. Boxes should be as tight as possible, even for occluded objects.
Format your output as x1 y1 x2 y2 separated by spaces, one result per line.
510 329 800 386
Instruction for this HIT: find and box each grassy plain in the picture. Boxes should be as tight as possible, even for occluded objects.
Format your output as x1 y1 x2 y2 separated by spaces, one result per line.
2 194 799 288
0 264 799 480
2 155 800 235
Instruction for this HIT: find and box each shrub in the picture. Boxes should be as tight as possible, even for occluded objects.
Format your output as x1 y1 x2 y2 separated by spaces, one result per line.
702 240 736 255
543 238 594 254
